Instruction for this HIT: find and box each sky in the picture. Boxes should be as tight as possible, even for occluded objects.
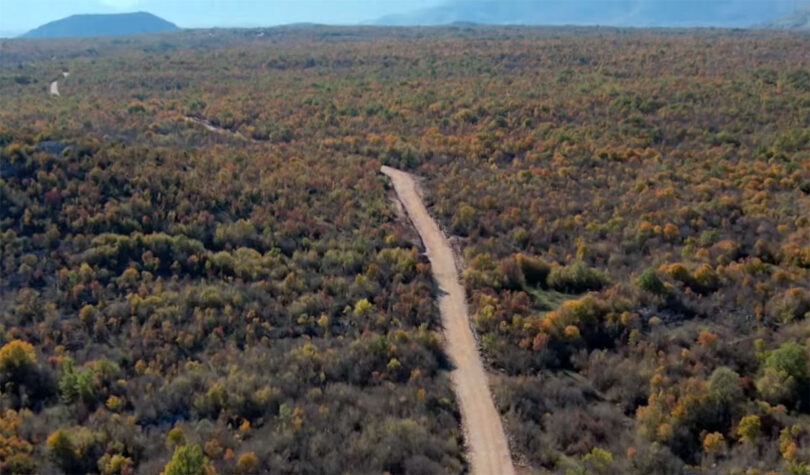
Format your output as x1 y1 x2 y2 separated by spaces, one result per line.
0 0 443 36
1 0 808 37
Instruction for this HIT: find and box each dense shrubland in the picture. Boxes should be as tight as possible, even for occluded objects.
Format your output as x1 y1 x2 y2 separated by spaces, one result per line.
1 25 809 473
0 39 465 470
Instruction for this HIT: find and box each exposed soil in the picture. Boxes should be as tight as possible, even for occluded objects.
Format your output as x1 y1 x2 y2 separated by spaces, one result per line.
381 165 515 475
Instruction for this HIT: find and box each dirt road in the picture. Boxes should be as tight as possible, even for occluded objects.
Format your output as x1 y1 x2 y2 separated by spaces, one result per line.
184 115 223 134
381 166 515 475
183 116 260 143
49 72 68 96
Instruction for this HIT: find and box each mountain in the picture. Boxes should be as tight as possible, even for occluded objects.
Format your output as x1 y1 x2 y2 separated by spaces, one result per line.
373 0 808 28
760 7 810 29
21 12 179 39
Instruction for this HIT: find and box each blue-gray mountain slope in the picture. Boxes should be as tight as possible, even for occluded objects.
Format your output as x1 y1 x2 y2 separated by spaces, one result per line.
22 12 178 38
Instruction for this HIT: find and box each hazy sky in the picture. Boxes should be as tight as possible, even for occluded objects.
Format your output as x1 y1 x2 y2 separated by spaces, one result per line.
0 0 443 35
2 0 809 37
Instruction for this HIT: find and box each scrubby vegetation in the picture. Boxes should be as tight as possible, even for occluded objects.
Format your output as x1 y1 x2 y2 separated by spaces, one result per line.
415 28 810 474
0 28 471 474
1 25 809 473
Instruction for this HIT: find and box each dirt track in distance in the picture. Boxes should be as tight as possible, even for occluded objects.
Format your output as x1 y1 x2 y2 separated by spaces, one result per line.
381 165 515 475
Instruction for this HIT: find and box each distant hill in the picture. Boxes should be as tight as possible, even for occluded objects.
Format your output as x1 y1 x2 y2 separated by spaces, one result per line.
373 0 807 28
760 7 810 29
21 12 179 38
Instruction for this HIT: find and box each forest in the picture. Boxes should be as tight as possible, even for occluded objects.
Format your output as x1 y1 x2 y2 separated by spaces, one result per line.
1 25 809 474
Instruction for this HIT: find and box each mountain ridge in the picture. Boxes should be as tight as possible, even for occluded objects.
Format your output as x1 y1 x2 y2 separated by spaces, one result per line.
372 0 808 28
760 7 810 29
21 12 179 38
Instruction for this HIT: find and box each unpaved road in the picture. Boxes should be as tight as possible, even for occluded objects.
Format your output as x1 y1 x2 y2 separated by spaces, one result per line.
183 116 260 143
49 72 68 96
184 116 226 134
381 166 515 475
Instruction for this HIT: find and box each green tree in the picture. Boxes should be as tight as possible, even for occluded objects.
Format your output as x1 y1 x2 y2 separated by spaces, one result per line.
756 367 796 405
637 267 667 295
581 447 614 475
162 444 208 475
547 261 608 293
766 341 808 380
736 415 761 443
707 366 743 405
756 342 808 406
58 359 99 406
516 254 551 287
166 427 186 448
353 298 374 318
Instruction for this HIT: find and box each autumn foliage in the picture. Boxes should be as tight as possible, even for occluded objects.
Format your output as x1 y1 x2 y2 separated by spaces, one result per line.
1 25 810 474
